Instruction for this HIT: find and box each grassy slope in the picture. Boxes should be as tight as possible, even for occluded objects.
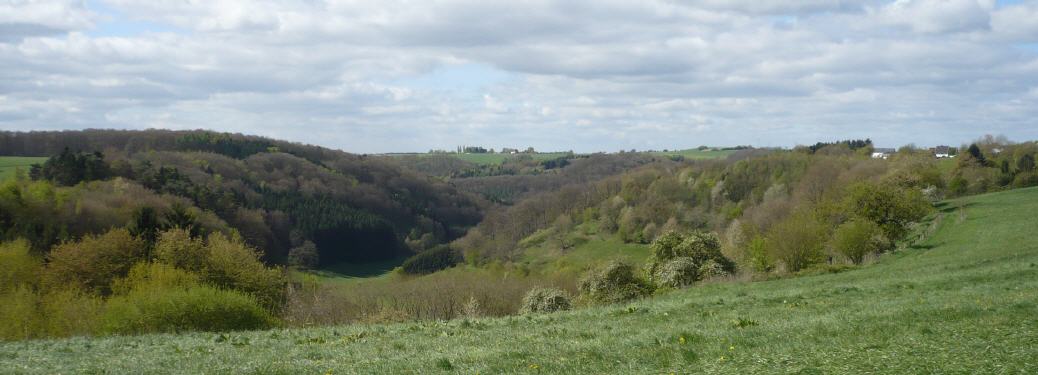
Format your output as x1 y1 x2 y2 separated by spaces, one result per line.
518 224 651 278
4 188 1038 374
0 157 46 180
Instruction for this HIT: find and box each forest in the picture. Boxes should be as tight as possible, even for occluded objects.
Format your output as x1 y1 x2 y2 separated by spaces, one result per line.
1 130 1036 340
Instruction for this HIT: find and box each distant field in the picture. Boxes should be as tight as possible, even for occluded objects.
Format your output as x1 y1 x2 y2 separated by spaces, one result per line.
0 156 46 180
388 152 573 166
649 148 737 160
6 188 1036 373
388 149 733 166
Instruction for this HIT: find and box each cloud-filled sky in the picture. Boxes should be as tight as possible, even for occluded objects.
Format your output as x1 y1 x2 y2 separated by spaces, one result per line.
1 0 1037 153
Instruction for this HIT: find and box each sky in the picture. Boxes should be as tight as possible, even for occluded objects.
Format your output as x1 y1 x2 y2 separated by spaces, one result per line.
1 0 1037 153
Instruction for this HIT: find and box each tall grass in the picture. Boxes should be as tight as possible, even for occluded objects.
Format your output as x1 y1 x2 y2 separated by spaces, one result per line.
286 266 576 326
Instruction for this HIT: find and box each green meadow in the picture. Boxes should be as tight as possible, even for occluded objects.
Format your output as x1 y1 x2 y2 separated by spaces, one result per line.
0 157 46 180
389 148 733 167
3 187 1035 374
389 152 574 166
649 148 737 160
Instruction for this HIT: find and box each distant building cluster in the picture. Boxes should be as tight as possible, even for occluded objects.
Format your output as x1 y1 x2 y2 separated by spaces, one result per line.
871 148 896 159
451 146 536 154
871 145 957 159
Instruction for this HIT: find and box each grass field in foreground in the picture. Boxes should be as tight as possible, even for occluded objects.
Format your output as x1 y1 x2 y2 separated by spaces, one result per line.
3 188 1037 374
0 157 46 180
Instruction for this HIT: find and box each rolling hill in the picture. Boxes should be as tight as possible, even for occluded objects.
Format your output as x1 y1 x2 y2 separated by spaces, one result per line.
0 130 486 265
4 187 1035 373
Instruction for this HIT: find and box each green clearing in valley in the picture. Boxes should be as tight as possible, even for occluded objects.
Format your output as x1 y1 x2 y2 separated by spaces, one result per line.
0 157 46 180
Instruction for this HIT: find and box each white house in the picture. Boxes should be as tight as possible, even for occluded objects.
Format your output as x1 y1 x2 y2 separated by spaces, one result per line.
871 148 896 159
934 145 954 158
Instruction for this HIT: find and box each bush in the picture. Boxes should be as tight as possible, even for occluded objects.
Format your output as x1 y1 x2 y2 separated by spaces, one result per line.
843 182 931 241
37 288 103 338
43 229 146 295
202 233 286 311
153 228 208 272
102 285 277 335
105 262 269 335
400 245 461 275
0 239 40 292
747 236 771 273
519 287 572 314
654 257 698 288
577 262 652 304
645 231 735 287
830 219 887 264
287 241 319 269
0 287 40 341
765 209 829 273
110 262 200 296
698 259 728 279
1012 172 1038 188
151 230 285 311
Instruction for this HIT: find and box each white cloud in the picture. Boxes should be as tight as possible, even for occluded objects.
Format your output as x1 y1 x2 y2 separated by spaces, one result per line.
1 0 1037 152
875 0 994 34
0 0 94 41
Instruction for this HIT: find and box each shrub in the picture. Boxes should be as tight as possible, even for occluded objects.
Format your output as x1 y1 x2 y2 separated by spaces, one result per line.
765 209 829 273
519 287 572 314
43 229 145 295
400 245 461 275
578 262 652 304
654 257 698 288
921 185 943 204
698 259 728 280
37 288 103 338
0 287 40 341
747 236 771 273
110 262 200 296
462 295 484 318
102 285 277 335
844 182 932 242
202 233 286 311
645 231 735 287
153 228 208 272
1012 172 1038 188
287 241 319 269
0 239 40 292
152 230 284 311
830 219 887 264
